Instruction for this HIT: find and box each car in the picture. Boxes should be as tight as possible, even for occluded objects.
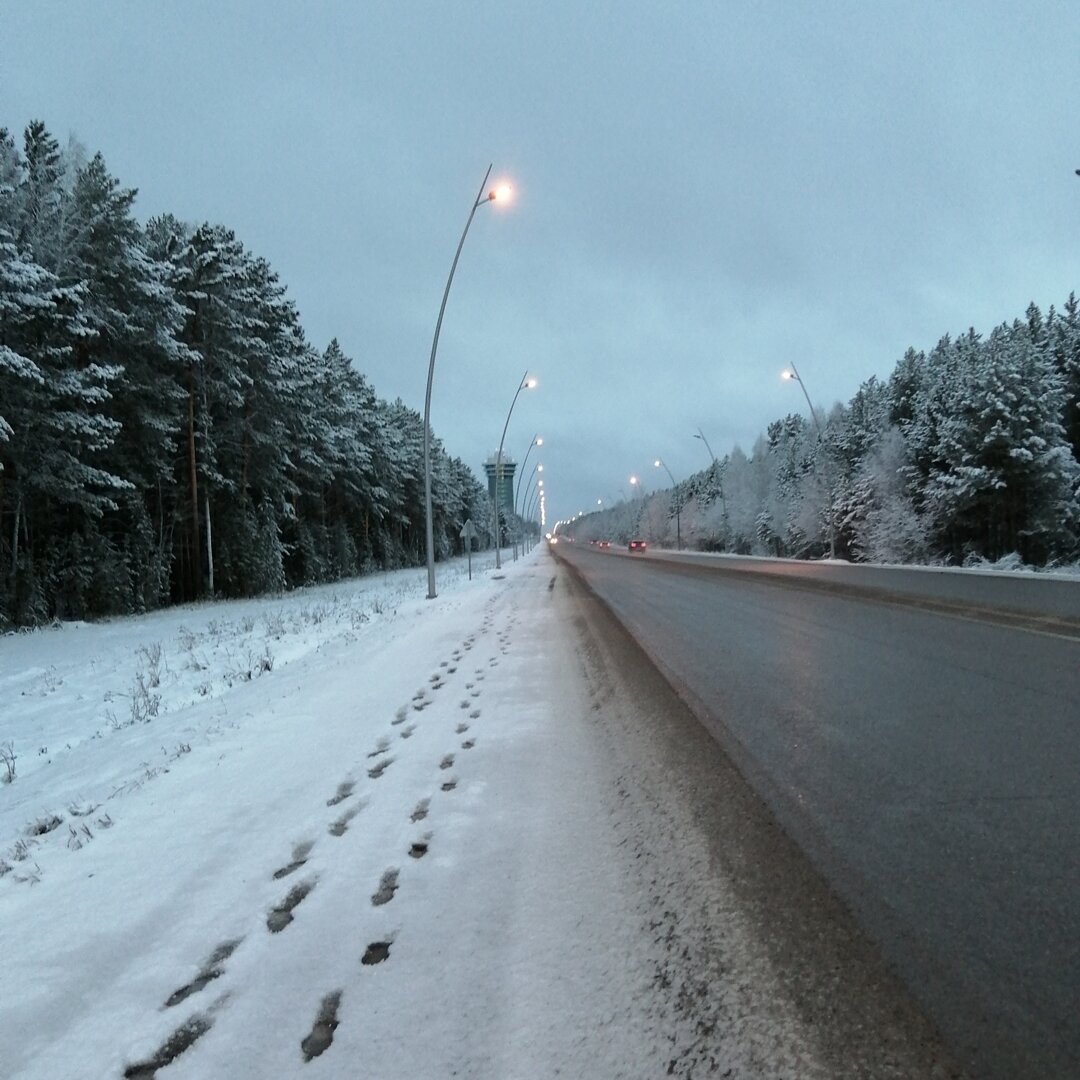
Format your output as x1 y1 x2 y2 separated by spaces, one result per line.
628 539 647 552
598 540 611 549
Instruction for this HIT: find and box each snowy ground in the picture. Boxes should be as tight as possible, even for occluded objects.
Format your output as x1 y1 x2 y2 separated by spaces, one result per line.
1 546 961 1079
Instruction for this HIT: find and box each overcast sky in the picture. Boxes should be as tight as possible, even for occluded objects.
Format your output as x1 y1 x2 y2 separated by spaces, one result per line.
5 1 1080 525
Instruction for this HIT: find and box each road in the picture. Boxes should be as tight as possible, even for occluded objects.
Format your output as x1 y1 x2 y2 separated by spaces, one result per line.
554 543 1080 1080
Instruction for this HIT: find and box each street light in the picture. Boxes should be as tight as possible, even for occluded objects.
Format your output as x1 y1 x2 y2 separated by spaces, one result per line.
782 362 824 437
527 483 545 529
513 434 543 559
521 464 542 518
694 428 726 523
783 361 835 558
654 457 681 550
423 165 512 599
519 463 544 553
693 428 716 464
494 371 537 570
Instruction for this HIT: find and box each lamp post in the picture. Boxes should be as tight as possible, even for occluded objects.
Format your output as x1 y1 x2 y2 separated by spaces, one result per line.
527 482 545 533
494 371 536 570
654 457 681 550
513 434 543 560
693 428 716 464
423 165 512 600
694 427 727 525
526 479 543 523
782 361 835 558
519 463 543 553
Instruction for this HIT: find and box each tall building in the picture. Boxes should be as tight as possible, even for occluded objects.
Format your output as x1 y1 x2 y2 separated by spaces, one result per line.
483 450 517 518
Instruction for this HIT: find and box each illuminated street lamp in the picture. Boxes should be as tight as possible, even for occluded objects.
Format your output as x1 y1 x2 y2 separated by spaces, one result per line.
654 457 681 550
521 463 542 521
782 361 835 558
513 435 543 559
493 372 536 570
520 463 544 553
423 166 512 599
782 362 824 438
526 479 544 521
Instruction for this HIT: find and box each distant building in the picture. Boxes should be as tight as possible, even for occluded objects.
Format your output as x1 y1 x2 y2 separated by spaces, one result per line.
483 450 517 518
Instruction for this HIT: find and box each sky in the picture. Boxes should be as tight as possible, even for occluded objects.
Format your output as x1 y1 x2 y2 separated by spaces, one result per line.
4 0 1080 524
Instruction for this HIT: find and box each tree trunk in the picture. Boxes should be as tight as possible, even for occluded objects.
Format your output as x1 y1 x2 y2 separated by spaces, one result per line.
205 493 214 596
10 491 21 582
187 370 202 598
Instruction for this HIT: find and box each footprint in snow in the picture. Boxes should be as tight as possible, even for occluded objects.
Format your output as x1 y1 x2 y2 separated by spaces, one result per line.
439 754 454 770
362 941 392 966
301 990 342 1061
326 780 355 807
368 757 393 780
329 803 363 837
163 939 243 1008
371 868 399 906
267 879 316 933
273 841 314 880
124 1011 216 1079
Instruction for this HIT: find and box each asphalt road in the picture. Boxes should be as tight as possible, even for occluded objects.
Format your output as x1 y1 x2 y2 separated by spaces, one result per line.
554 543 1080 1080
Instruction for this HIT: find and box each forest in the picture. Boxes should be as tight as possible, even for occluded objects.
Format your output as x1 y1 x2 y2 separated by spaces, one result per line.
0 121 496 627
573 307 1080 566
3 120 1079 629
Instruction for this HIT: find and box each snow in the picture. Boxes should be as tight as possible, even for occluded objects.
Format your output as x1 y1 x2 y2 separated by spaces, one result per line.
2 549 673 1078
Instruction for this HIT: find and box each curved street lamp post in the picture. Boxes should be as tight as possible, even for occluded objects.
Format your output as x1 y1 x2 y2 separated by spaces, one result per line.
526 478 544 526
513 435 542 560
654 457 681 550
694 428 727 521
518 461 543 554
494 371 537 570
423 165 511 600
783 361 836 558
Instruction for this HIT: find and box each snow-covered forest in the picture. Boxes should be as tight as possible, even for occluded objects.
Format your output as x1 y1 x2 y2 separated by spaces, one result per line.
0 121 499 627
573 304 1080 567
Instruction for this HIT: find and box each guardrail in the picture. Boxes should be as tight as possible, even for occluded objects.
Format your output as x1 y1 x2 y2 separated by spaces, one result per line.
636 548 1080 624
